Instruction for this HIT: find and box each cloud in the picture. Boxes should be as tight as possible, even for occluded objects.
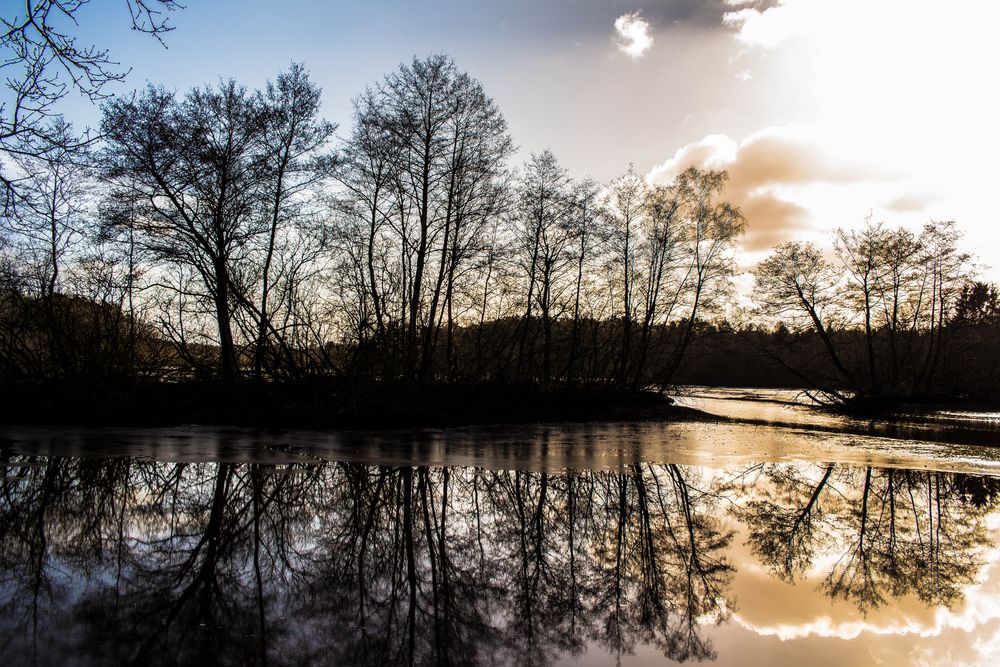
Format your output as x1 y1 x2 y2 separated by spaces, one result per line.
723 0 800 48
733 546 1000 649
647 128 889 252
614 11 653 59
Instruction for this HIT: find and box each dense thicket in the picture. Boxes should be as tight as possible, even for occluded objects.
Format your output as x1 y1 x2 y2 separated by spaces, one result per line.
1 55 997 410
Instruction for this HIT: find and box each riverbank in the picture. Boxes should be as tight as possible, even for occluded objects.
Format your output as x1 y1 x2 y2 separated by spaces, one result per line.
0 380 713 429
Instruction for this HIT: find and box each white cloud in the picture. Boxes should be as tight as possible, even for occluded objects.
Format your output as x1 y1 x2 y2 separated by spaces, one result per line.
614 11 653 59
734 550 1000 647
723 2 800 49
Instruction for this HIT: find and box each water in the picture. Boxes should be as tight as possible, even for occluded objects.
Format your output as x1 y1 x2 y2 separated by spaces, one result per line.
676 386 1000 446
2 397 1000 666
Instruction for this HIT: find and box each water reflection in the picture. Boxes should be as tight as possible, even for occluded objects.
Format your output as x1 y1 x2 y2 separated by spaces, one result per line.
737 465 995 613
1 452 998 665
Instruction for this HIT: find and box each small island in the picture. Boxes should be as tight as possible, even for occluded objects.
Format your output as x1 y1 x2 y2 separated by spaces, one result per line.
2 55 997 429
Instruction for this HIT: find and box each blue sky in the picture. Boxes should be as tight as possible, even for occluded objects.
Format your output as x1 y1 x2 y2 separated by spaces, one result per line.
64 1 790 180
42 1 1000 275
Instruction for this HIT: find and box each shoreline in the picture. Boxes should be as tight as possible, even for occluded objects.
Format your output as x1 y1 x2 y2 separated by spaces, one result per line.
0 380 716 430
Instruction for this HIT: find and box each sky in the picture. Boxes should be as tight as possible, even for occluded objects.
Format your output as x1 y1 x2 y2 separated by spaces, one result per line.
58 0 1000 278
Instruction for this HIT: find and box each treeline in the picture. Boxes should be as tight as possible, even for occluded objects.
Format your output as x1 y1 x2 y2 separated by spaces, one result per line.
1 55 997 406
0 56 744 392
671 308 1000 404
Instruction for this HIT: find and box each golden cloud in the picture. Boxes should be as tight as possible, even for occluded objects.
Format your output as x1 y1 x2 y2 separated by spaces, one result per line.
647 128 893 252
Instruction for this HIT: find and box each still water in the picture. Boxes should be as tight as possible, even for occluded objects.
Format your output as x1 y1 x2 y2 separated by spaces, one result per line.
3 399 1000 665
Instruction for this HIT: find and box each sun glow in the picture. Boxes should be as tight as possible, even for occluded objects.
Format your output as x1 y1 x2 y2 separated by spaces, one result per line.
681 0 1000 274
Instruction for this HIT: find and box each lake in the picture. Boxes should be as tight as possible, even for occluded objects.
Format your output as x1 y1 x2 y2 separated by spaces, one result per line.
2 390 1000 665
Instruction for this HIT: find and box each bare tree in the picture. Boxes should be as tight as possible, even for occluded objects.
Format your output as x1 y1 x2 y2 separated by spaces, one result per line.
253 63 336 379
1 0 180 214
754 215 974 403
913 220 969 391
753 241 857 398
338 55 512 383
5 118 90 375
657 167 745 386
630 181 684 388
603 166 646 384
7 119 87 300
515 150 572 381
101 82 269 384
565 177 604 381
336 88 399 353
835 219 888 394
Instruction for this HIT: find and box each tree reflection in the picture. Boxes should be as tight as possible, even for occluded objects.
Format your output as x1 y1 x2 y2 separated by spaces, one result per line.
739 463 996 614
0 452 996 665
741 463 835 582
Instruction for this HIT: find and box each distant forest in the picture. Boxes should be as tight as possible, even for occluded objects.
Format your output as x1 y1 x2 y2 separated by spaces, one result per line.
2 6 999 410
